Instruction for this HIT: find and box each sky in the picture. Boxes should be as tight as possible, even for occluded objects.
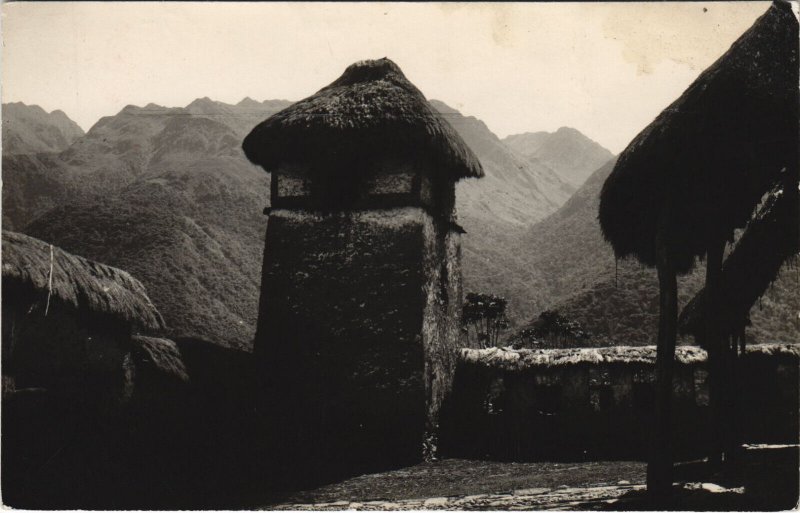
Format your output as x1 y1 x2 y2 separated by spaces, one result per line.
1 1 778 153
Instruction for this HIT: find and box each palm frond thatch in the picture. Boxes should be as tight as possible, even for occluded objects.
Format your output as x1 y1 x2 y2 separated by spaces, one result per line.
599 2 798 273
242 58 484 181
2 230 164 331
679 179 799 337
132 336 189 382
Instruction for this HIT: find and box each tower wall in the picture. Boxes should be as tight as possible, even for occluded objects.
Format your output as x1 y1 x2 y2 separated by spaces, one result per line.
255 205 462 478
421 227 463 457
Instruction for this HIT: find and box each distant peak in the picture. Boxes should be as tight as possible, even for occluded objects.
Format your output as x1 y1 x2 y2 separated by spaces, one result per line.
120 104 142 114
3 102 46 116
428 99 459 115
504 131 548 139
185 97 231 114
237 97 261 108
552 127 613 155
506 127 585 140
186 97 215 107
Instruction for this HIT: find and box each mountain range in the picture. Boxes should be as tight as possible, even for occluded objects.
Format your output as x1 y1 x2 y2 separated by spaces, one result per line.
4 99 795 349
430 101 612 322
2 99 612 349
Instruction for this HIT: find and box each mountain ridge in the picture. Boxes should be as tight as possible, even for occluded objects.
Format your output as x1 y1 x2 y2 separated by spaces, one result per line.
2 102 85 155
3 98 290 350
503 127 614 190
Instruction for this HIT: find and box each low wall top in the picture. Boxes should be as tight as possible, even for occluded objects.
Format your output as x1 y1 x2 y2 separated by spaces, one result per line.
459 344 800 372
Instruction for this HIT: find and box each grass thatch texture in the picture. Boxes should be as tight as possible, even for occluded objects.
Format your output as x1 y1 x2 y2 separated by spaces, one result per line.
599 2 798 273
243 58 483 182
460 345 709 371
459 343 800 371
132 336 189 382
2 230 164 331
679 179 799 337
744 343 800 358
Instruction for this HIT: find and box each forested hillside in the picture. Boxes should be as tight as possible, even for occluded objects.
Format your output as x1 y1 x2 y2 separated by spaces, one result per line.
510 158 800 346
4 99 610 346
8 97 789 350
4 99 289 350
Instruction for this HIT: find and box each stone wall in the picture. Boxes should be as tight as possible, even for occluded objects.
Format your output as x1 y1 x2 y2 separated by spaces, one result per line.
440 345 799 461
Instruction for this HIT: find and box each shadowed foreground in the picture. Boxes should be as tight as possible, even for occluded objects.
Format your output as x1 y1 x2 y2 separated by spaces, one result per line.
267 446 797 511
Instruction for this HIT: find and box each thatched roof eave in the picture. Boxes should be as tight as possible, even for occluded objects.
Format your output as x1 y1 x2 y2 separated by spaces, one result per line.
598 2 798 273
2 231 164 331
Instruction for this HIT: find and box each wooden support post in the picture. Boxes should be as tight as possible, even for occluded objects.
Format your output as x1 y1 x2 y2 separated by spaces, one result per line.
726 331 743 464
2 304 19 394
705 238 725 465
647 222 678 500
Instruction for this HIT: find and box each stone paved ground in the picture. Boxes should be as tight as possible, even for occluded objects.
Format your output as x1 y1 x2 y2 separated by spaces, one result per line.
277 459 646 506
274 482 648 510
272 480 774 511
268 447 798 511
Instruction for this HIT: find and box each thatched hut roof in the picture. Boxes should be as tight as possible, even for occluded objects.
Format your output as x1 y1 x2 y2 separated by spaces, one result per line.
132 336 189 382
679 178 799 337
599 2 798 273
2 231 164 331
242 58 483 181
460 343 799 372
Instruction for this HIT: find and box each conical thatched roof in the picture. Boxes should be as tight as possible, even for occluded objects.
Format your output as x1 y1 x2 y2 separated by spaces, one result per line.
599 2 798 273
679 177 799 337
242 58 483 181
2 231 164 331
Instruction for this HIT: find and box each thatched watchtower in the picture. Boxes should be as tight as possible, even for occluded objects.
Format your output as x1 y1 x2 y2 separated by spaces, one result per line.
243 58 483 477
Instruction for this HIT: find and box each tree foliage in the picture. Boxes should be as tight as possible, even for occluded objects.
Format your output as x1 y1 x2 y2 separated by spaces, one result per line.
462 292 510 348
510 310 592 349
